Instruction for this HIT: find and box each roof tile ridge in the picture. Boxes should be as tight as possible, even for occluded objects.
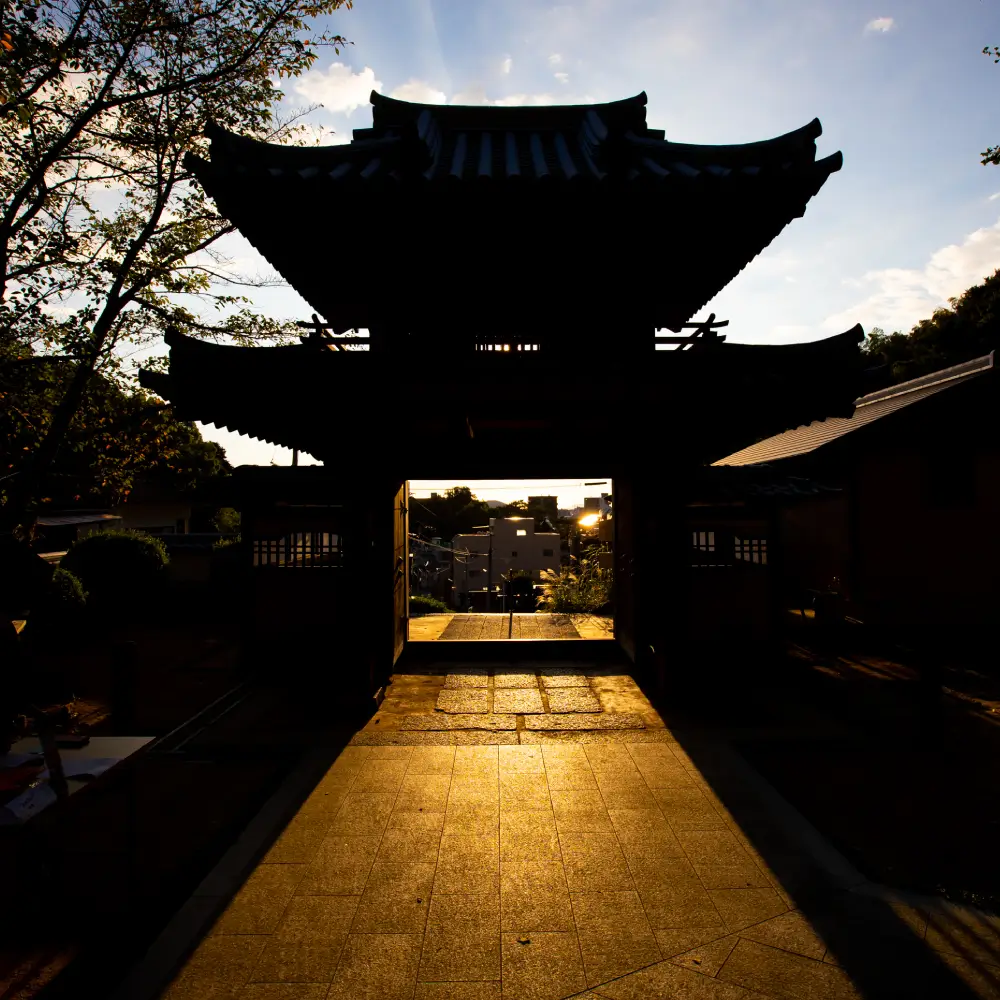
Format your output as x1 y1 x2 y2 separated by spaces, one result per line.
854 353 994 407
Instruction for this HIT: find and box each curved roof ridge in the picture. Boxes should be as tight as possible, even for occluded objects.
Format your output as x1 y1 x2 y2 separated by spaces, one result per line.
632 117 827 165
369 89 648 115
198 120 395 168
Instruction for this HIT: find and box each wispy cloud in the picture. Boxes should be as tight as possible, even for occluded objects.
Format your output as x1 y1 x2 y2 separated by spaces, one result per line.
865 16 894 33
989 192 1000 201
294 63 381 114
548 53 562 66
389 80 447 104
823 218 1000 333
451 84 559 106
554 72 569 84
501 56 512 75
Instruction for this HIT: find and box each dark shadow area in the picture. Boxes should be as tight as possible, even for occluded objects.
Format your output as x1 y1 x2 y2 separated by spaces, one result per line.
2 576 372 1000
641 639 999 999
400 636 626 668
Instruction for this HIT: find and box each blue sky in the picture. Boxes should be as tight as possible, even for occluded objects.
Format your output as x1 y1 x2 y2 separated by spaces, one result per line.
192 0 1000 492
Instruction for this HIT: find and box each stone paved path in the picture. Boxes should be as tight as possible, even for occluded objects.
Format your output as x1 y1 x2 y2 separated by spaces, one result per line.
157 662 1000 1000
408 615 615 642
439 615 581 641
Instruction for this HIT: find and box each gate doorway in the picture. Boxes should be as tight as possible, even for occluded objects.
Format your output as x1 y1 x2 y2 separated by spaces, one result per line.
406 479 615 644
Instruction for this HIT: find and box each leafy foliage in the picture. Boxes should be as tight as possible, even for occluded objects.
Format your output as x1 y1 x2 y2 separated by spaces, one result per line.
0 0 353 520
1 336 230 508
212 506 241 534
31 566 87 639
861 269 1000 387
537 559 612 614
410 594 450 615
61 528 168 605
47 566 87 607
983 46 1000 165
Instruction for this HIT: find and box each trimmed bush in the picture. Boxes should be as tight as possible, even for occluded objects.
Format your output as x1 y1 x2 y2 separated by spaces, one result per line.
61 529 169 609
46 567 87 609
410 594 451 615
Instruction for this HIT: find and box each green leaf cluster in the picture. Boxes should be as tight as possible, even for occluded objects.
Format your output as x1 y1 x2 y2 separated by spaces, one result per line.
60 527 168 606
861 268 1000 387
0 0 353 519
1 330 231 510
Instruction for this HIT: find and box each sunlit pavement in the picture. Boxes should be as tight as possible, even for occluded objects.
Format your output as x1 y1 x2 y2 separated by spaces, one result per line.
407 614 615 642
156 663 1000 1000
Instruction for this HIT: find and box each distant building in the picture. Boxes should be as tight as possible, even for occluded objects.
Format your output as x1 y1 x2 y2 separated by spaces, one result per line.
452 517 561 607
34 512 123 553
583 497 601 512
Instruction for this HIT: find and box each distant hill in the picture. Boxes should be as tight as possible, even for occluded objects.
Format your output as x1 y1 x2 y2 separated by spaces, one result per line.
485 500 507 508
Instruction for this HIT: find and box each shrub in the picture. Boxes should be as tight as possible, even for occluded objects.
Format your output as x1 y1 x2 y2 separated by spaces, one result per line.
410 594 450 615
213 533 242 550
537 559 612 614
212 507 241 535
61 529 169 608
46 567 87 609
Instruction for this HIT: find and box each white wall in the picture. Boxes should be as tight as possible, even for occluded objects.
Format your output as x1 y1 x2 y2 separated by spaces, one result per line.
452 518 561 599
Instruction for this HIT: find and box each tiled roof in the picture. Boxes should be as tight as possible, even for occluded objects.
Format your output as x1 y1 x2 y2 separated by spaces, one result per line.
36 512 122 527
140 326 865 458
713 353 995 467
182 92 843 339
191 91 841 188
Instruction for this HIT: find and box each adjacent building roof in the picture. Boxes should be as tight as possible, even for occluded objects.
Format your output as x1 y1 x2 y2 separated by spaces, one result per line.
185 91 843 338
713 353 995 466
36 512 122 527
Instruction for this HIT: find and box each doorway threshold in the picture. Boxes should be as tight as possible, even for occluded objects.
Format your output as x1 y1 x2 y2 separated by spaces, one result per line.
401 636 622 665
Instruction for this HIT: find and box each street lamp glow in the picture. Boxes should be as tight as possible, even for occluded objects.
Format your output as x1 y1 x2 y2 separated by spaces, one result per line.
578 513 600 528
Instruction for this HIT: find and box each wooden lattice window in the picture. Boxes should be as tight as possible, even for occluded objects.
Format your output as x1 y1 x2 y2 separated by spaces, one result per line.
734 537 767 565
253 532 341 568
691 530 730 568
693 530 715 552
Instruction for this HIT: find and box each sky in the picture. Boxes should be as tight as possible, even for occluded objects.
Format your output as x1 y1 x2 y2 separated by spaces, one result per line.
186 0 1000 486
409 479 612 511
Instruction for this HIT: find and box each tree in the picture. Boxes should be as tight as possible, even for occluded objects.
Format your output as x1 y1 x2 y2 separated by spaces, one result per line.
861 269 1000 386
411 487 493 543
983 45 1000 165
0 0 352 525
1 330 231 509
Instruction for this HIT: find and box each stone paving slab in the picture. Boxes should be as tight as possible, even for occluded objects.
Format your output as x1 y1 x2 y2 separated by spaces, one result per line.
524 713 645 731
351 731 521 746
539 670 590 687
401 714 518 731
443 669 491 689
436 689 490 714
493 670 540 688
152 664 1000 1000
519 730 678 744
492 688 545 715
546 688 602 714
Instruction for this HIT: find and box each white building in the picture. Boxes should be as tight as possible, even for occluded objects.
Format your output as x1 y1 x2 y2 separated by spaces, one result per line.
452 517 561 603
